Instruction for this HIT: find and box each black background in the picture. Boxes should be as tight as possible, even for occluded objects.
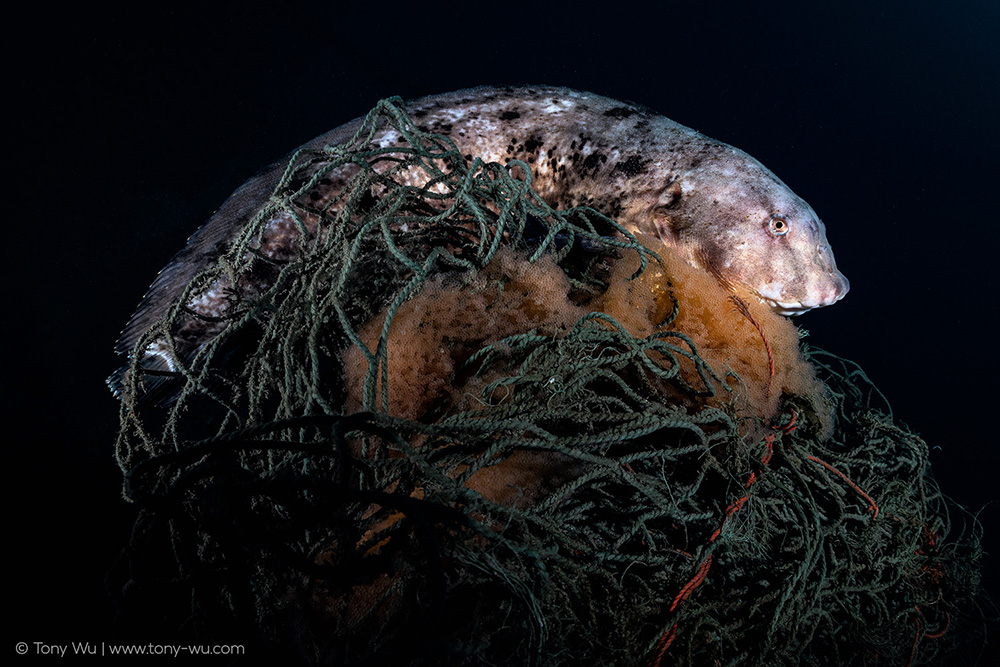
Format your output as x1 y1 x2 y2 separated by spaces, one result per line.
10 0 998 654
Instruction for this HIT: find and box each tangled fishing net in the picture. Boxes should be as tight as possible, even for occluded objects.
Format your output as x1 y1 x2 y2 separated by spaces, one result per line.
112 97 995 665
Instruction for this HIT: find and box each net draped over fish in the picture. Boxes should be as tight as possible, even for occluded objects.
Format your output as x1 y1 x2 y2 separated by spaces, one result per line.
112 97 994 665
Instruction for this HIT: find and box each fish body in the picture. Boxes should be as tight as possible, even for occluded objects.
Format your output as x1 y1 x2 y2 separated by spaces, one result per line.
112 85 848 394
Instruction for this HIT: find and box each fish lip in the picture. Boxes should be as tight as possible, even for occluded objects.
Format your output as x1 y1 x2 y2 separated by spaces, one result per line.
762 290 847 316
761 297 819 316
766 299 812 316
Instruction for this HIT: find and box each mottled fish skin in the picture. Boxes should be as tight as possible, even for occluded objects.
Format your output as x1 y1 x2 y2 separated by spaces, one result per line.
111 85 849 394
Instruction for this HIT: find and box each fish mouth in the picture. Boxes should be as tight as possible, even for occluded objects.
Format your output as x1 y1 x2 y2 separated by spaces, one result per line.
763 298 814 316
756 271 850 316
761 290 847 316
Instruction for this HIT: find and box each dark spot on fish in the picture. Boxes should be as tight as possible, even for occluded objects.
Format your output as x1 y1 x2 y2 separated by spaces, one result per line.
523 137 543 154
604 106 636 119
499 110 521 121
434 122 453 134
582 152 606 171
319 178 332 186
613 155 650 177
412 109 428 118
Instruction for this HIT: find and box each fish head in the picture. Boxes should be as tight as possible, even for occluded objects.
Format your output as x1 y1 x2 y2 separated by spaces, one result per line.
651 149 849 315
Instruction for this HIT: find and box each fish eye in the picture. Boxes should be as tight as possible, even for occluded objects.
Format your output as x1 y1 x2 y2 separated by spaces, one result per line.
768 214 790 236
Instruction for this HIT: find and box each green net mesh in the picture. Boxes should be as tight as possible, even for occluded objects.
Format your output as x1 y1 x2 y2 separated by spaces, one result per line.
112 97 995 665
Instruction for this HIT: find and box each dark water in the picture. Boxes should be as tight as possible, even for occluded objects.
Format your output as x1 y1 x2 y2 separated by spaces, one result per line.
10 0 998 657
